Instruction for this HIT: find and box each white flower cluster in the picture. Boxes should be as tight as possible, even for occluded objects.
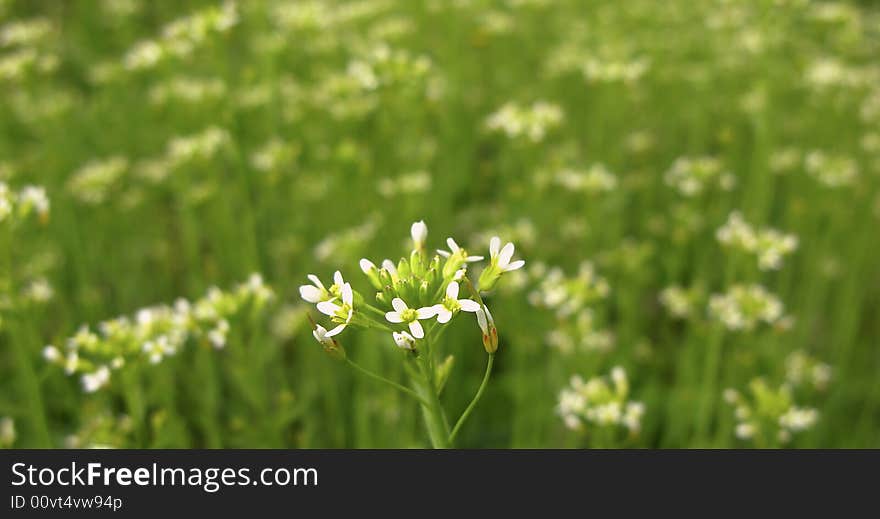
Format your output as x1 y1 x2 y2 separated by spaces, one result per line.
804 150 858 188
43 275 273 393
0 17 52 48
725 379 818 445
345 44 432 91
67 156 129 205
664 156 735 196
804 57 878 91
148 76 227 106
552 164 618 193
301 221 523 355
250 137 299 175
659 284 702 319
528 261 609 318
716 211 798 271
123 1 239 71
377 170 432 198
0 16 58 83
557 367 645 433
708 284 785 331
136 126 230 185
0 182 49 225
785 350 832 392
0 416 14 448
311 44 434 120
546 311 614 355
313 218 380 263
486 101 564 143
582 57 650 84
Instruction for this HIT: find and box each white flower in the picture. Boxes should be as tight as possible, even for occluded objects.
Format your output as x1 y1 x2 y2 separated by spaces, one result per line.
299 274 329 303
300 271 347 304
42 345 60 362
392 331 417 350
384 297 435 338
411 220 428 249
437 237 483 263
312 324 335 347
316 282 354 337
488 236 525 272
81 366 110 393
431 281 481 323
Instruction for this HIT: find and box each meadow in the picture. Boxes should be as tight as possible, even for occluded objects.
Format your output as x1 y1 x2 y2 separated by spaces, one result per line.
1 0 878 448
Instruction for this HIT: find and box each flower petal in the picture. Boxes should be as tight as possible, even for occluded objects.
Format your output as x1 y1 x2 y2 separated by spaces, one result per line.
459 299 481 312
505 260 526 272
499 242 515 267
341 283 353 305
437 249 451 257
391 297 407 313
333 271 344 286
490 236 501 257
446 281 459 299
416 306 436 319
437 308 452 323
317 301 340 316
299 285 322 303
324 323 346 337
385 311 404 323
409 321 425 338
476 307 488 333
466 255 484 262
307 274 323 289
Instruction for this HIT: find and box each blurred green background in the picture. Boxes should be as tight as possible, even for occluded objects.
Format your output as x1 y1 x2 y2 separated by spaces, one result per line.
1 0 878 448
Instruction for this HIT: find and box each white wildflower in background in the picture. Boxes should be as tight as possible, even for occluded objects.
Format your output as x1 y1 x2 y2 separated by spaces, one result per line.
0 17 52 48
0 417 15 447
582 56 650 84
804 150 858 188
726 379 819 445
486 101 563 142
785 350 832 392
665 156 735 196
557 366 644 434
659 285 703 319
0 181 50 225
528 261 609 318
552 164 618 193
123 1 239 71
377 170 432 198
709 284 785 331
546 310 614 355
716 211 798 271
149 76 227 105
67 156 128 205
44 276 274 392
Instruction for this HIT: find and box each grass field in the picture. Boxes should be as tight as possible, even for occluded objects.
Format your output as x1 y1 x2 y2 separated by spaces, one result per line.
1 0 879 448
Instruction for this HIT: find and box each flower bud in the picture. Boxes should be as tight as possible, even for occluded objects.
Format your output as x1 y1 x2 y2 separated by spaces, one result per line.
411 220 428 251
476 306 498 354
360 259 383 290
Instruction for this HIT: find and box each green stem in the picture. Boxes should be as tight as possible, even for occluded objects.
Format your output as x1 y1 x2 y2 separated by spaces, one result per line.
412 353 451 448
345 358 428 406
695 328 724 445
449 353 494 445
